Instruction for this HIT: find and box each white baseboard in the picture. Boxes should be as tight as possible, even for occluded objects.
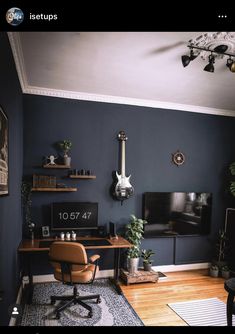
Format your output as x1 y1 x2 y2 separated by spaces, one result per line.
152 262 210 273
23 263 210 285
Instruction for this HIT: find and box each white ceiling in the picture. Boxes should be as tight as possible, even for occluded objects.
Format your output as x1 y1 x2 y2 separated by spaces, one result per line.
8 32 235 116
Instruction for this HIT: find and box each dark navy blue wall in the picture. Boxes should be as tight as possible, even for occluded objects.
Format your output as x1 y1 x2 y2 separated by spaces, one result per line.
0 33 23 325
23 95 235 271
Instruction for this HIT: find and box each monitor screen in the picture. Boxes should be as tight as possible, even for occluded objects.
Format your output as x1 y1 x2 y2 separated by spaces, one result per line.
51 202 98 231
143 192 212 236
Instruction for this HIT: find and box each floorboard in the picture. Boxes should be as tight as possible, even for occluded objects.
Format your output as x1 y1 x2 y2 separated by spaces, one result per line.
120 269 228 326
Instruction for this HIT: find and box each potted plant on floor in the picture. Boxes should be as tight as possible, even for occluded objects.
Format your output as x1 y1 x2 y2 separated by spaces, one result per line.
221 265 230 279
141 249 155 271
210 264 219 277
125 215 147 274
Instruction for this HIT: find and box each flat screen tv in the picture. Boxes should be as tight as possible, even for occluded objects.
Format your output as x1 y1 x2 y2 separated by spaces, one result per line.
143 192 212 237
51 202 98 231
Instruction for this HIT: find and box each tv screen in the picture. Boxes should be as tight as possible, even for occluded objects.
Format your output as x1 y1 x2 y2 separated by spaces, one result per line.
51 202 98 231
143 192 212 237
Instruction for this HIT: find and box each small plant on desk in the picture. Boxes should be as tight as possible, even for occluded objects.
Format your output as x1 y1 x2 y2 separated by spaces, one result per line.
141 249 155 271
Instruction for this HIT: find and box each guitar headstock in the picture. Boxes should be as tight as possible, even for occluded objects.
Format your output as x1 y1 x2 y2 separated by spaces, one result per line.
118 131 128 141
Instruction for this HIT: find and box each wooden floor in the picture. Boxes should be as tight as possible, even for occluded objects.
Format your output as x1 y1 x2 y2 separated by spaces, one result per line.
119 269 228 326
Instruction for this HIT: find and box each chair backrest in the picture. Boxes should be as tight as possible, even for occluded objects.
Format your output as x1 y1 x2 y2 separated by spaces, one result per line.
49 241 88 272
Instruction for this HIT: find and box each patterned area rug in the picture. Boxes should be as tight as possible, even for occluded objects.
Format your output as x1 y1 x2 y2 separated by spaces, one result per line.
168 297 235 326
19 279 144 326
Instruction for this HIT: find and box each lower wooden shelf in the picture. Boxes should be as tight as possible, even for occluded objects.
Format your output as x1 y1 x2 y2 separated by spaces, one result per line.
69 175 96 179
120 268 159 285
31 187 77 192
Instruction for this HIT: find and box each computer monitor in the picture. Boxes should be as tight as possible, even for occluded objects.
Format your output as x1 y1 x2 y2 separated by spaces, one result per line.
51 202 98 231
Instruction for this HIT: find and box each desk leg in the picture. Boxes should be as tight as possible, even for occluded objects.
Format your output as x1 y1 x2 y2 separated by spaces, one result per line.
22 253 34 304
110 248 122 295
114 248 120 281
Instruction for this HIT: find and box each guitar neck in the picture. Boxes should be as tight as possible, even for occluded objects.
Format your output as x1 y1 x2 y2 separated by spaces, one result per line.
121 140 126 177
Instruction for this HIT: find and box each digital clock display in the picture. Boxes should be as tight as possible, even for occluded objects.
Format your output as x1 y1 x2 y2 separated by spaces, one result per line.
51 202 98 230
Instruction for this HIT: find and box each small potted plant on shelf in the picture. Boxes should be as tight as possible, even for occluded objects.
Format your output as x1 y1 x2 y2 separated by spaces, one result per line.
125 215 147 274
141 249 155 271
58 140 72 166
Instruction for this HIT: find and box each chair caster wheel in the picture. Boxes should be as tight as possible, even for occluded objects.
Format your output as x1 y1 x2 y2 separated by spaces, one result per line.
51 298 56 305
55 313 60 320
88 311 93 318
97 297 101 304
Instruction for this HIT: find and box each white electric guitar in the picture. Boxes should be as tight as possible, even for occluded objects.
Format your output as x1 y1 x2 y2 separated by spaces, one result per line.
114 131 134 201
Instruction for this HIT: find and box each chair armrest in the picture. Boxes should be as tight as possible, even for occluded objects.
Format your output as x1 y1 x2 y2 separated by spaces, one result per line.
89 254 100 263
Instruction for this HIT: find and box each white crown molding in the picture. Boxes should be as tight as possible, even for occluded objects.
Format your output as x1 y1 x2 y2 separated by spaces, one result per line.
24 86 235 117
7 32 235 118
7 32 28 92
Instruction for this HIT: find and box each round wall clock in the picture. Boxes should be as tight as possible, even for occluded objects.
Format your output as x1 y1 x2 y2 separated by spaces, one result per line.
172 150 185 166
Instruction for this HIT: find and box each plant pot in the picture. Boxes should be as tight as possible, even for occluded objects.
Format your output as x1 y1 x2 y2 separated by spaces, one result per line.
64 156 71 166
221 270 230 279
143 263 152 271
127 258 139 274
210 268 219 277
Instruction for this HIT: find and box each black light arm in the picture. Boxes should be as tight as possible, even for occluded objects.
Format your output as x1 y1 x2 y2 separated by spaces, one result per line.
188 44 235 58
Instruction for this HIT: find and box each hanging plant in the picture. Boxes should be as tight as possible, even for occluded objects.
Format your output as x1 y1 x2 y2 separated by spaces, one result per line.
21 179 35 238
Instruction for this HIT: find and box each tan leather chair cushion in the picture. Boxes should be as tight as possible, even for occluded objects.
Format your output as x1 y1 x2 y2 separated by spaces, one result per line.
54 264 99 283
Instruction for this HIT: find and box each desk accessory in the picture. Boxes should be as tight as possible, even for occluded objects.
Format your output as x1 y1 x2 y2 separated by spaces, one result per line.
109 222 118 239
42 226 50 238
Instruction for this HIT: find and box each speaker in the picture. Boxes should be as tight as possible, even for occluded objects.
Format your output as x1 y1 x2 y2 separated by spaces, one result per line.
109 222 117 239
225 208 235 272
42 226 50 238
97 225 107 237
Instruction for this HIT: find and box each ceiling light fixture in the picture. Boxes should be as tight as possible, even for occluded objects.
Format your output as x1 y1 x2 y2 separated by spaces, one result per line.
181 32 235 73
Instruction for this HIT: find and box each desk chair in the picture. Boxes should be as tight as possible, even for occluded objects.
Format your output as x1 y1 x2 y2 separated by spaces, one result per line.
224 278 235 326
49 241 101 319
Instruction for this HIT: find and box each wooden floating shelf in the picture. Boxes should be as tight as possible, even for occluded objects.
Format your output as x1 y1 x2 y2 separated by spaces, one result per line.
69 175 96 179
32 187 77 192
42 164 71 169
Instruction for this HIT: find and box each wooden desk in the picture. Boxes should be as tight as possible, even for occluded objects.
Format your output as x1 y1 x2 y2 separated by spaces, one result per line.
18 236 132 303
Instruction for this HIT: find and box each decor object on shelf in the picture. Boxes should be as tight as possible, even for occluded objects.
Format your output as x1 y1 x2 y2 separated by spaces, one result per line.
45 155 58 166
0 106 8 196
58 139 72 166
172 150 185 166
112 130 134 205
33 174 57 188
181 32 235 73
125 215 147 274
141 249 155 271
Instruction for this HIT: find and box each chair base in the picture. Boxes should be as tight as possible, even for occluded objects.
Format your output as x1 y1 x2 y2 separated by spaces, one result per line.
50 286 101 319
